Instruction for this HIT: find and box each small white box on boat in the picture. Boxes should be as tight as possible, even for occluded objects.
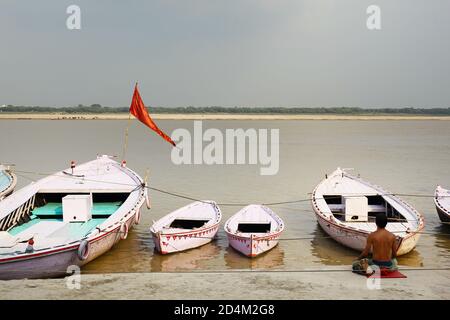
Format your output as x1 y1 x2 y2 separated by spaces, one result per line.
62 194 92 223
343 195 368 222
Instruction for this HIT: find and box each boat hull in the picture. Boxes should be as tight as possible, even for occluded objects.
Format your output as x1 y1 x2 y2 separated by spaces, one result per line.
226 232 281 258
152 224 219 254
435 204 450 223
0 208 141 280
314 208 421 256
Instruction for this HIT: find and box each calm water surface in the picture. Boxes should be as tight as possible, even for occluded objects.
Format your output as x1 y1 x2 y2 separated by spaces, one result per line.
0 120 449 272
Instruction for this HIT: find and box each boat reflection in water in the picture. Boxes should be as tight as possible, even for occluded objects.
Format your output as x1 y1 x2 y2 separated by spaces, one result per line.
433 225 450 256
82 227 153 274
150 242 221 272
310 224 423 267
224 244 285 270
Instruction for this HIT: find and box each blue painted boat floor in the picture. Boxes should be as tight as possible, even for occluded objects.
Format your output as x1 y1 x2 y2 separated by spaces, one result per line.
8 202 120 241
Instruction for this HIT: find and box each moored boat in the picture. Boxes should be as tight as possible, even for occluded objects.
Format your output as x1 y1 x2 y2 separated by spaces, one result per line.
434 186 450 223
0 155 147 279
150 201 221 254
311 168 424 256
224 205 284 258
0 166 17 200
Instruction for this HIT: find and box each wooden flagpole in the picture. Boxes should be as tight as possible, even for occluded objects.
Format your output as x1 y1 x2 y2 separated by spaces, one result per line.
121 112 132 163
121 82 137 163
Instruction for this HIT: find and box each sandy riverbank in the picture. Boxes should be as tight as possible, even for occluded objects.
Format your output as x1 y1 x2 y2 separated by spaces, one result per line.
0 113 450 120
1 268 448 299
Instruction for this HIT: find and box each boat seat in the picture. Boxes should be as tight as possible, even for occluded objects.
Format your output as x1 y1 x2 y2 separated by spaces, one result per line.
31 235 73 249
31 203 63 216
32 202 122 218
0 231 18 247
8 219 41 236
386 223 409 233
10 220 66 239
329 204 385 213
92 202 122 215
328 204 344 212
49 218 107 240
341 222 377 232
368 205 386 213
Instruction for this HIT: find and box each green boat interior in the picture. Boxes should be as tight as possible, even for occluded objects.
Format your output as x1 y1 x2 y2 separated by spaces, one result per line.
7 193 129 241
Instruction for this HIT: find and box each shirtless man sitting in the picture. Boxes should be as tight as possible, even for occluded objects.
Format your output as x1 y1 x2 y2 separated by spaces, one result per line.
352 214 399 273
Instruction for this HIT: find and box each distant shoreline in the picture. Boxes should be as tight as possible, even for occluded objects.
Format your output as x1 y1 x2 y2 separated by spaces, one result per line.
0 113 450 120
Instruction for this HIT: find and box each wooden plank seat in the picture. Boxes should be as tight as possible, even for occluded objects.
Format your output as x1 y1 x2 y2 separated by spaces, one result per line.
31 202 122 217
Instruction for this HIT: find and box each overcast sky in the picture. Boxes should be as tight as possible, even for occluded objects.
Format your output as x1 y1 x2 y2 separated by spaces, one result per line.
1 0 449 108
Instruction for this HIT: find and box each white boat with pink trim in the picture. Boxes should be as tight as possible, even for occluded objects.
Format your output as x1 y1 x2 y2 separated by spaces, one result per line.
150 201 221 254
225 205 284 258
311 168 424 256
0 155 147 279
0 165 16 200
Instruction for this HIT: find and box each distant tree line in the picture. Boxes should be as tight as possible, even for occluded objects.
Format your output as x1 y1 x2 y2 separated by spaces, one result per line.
1 104 450 115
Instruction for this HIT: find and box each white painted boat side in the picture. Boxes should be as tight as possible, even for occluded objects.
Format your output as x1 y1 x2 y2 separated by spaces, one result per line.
152 223 220 254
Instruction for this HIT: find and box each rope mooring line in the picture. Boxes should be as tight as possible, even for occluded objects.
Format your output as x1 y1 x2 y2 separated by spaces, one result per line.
12 168 450 208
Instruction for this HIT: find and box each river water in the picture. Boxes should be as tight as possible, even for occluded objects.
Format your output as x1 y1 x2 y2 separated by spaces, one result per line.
1 119 449 272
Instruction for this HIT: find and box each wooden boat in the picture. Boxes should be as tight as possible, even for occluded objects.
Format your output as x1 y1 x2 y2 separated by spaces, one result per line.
434 186 450 223
150 201 221 254
224 205 284 258
0 155 148 279
311 168 424 256
0 166 17 200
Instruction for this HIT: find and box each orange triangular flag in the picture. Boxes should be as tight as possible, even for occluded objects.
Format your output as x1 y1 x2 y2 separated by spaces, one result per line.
129 84 176 147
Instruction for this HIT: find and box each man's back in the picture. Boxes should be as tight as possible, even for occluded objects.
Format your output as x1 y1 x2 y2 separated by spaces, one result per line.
353 214 399 272
369 228 396 261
